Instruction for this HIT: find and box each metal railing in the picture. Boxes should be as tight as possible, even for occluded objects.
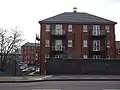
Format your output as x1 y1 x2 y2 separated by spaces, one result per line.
92 30 106 36
51 30 66 36
51 46 65 51
93 47 106 52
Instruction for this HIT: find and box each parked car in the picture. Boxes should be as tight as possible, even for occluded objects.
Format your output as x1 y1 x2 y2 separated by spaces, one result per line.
22 68 29 72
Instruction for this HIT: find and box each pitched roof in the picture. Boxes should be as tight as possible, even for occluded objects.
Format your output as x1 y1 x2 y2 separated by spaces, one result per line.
39 12 117 24
116 41 120 49
21 42 39 47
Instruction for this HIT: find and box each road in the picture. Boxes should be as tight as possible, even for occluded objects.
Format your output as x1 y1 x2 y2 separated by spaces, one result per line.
0 81 120 90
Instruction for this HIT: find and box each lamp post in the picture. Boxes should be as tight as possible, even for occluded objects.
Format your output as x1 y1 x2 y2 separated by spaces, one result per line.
35 34 40 75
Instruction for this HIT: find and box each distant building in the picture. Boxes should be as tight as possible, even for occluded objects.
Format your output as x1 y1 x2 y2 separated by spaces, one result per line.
116 41 120 58
21 42 40 64
38 9 117 75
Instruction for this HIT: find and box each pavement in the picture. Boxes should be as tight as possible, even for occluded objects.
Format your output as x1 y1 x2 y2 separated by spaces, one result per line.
1 75 120 83
0 75 52 83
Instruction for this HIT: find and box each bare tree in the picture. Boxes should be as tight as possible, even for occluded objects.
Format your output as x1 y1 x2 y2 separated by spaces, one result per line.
0 27 23 71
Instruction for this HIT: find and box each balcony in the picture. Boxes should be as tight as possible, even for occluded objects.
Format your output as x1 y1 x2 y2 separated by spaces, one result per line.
51 46 65 52
92 47 107 54
51 30 66 37
92 30 106 37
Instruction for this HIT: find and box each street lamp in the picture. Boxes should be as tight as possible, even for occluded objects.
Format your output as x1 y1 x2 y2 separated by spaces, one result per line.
35 34 40 75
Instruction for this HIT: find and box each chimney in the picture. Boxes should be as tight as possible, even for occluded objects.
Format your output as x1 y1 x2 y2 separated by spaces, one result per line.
73 7 77 13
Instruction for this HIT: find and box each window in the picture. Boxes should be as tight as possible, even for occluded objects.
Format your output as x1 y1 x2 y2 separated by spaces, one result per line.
36 53 38 57
55 24 62 34
93 25 100 35
55 55 62 58
93 55 100 59
31 61 33 64
83 55 88 59
55 40 63 51
68 40 73 47
27 61 29 63
45 55 50 62
68 25 72 32
55 24 62 30
105 25 110 32
118 49 120 54
93 40 100 51
83 25 87 32
31 47 34 49
24 51 27 54
45 40 50 47
83 40 88 47
107 40 110 48
46 24 50 32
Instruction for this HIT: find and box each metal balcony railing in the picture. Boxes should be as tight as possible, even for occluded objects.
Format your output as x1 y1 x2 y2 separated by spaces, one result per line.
51 30 66 36
92 47 106 52
51 46 65 51
92 30 106 36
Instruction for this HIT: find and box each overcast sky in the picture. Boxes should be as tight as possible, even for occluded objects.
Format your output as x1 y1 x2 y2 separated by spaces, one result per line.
0 0 120 44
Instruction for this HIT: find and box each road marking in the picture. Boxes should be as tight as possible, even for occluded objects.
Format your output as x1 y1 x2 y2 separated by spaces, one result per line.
104 89 120 90
32 89 62 90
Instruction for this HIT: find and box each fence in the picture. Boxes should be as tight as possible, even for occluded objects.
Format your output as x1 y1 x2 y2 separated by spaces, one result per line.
46 58 120 75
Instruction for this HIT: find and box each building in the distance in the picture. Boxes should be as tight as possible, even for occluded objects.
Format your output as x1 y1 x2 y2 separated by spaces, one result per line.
38 9 117 75
21 42 40 64
116 41 120 58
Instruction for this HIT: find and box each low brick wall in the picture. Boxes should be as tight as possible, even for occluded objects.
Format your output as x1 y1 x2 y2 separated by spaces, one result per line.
46 58 120 75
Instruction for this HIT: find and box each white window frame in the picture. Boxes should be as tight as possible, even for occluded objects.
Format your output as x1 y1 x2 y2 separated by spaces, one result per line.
55 40 63 51
45 40 50 47
68 40 73 47
93 25 100 35
93 40 100 51
83 55 88 59
55 24 63 34
45 55 50 62
83 25 87 32
55 40 62 46
93 55 100 59
83 40 88 47
68 25 72 32
105 25 110 33
55 24 62 30
46 24 50 32
118 49 120 54
107 40 110 48
55 55 62 58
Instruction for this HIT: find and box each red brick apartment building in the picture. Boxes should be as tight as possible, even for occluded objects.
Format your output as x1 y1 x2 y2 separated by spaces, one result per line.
21 42 40 64
38 10 117 74
116 41 120 58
